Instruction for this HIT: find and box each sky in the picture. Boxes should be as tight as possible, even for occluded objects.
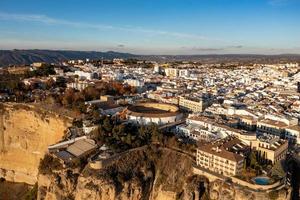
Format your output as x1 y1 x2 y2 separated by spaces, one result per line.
0 0 299 55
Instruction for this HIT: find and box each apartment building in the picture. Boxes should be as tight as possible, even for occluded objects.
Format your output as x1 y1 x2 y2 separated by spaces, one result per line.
67 81 93 91
179 96 205 113
196 138 245 176
257 119 288 137
165 68 179 78
256 116 300 144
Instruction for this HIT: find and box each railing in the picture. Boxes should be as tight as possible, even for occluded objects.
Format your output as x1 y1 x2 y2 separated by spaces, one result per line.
193 164 284 191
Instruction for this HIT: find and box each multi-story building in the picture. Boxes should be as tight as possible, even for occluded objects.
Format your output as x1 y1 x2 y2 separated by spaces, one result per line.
153 65 161 73
113 58 124 65
165 68 179 78
124 79 144 87
196 138 245 176
257 115 298 138
285 125 300 144
75 71 98 80
179 96 206 113
252 134 288 164
186 115 257 145
257 119 288 137
176 123 221 142
31 62 46 68
179 69 190 78
67 81 93 91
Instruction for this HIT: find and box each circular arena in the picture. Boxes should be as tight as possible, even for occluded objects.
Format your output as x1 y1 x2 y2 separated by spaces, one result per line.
126 103 182 125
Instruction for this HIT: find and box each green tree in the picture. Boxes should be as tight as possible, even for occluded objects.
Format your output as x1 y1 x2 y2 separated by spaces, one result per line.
249 151 257 168
103 117 113 132
24 183 38 200
271 161 285 179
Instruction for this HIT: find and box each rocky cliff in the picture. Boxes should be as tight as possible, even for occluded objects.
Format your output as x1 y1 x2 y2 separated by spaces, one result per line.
0 103 72 185
208 179 290 200
0 103 291 200
37 146 207 200
36 146 290 200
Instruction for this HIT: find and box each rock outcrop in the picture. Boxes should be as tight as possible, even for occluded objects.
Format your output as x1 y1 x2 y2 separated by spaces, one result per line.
208 179 289 200
36 145 291 200
0 103 72 184
37 146 208 200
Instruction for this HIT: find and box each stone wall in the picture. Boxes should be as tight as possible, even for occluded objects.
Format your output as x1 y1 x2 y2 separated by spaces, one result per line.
193 165 283 191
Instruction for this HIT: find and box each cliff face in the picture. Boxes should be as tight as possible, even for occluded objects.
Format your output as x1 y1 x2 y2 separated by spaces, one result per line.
37 146 291 200
38 146 207 200
0 103 72 184
208 179 290 200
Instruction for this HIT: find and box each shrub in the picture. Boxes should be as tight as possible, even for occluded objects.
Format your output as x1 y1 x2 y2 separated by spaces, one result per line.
24 183 38 200
39 154 63 175
268 190 279 200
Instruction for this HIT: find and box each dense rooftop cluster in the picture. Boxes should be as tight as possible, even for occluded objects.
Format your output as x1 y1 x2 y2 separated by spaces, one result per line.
1 58 300 194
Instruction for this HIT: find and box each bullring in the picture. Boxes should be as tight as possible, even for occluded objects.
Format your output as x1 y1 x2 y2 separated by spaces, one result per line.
126 103 183 125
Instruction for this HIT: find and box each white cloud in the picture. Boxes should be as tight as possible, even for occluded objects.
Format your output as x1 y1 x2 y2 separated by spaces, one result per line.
0 12 222 42
1 37 299 54
0 12 298 54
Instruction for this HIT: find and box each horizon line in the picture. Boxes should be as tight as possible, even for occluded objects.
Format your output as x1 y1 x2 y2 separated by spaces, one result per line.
1 48 300 56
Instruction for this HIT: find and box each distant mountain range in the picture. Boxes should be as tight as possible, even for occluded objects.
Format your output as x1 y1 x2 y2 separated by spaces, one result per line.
0 50 136 67
1 49 300 67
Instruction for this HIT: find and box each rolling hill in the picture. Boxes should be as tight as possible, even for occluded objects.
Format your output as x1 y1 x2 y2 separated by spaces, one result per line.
0 49 300 67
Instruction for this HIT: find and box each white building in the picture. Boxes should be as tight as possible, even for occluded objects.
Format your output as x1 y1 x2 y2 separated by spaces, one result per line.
75 71 98 80
179 69 190 78
67 81 93 91
176 123 221 142
126 103 183 125
154 65 161 73
125 79 144 87
165 68 179 78
179 96 206 113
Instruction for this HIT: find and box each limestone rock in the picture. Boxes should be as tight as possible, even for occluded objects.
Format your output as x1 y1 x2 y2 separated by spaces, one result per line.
0 103 72 184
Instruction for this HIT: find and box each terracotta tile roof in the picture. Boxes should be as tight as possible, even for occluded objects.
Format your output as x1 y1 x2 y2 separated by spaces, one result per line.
198 138 244 162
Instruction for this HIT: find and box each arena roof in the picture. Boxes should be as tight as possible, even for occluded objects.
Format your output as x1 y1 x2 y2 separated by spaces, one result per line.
127 103 180 118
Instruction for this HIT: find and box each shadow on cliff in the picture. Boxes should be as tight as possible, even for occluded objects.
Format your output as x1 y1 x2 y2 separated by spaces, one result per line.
77 144 209 200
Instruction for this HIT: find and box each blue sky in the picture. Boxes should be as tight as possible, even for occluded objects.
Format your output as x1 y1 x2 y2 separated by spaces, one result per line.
0 0 299 54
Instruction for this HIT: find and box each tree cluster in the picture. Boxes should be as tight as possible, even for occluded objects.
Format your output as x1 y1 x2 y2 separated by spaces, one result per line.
241 150 274 179
39 154 63 175
0 65 57 101
26 65 55 77
52 81 136 113
92 116 163 151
